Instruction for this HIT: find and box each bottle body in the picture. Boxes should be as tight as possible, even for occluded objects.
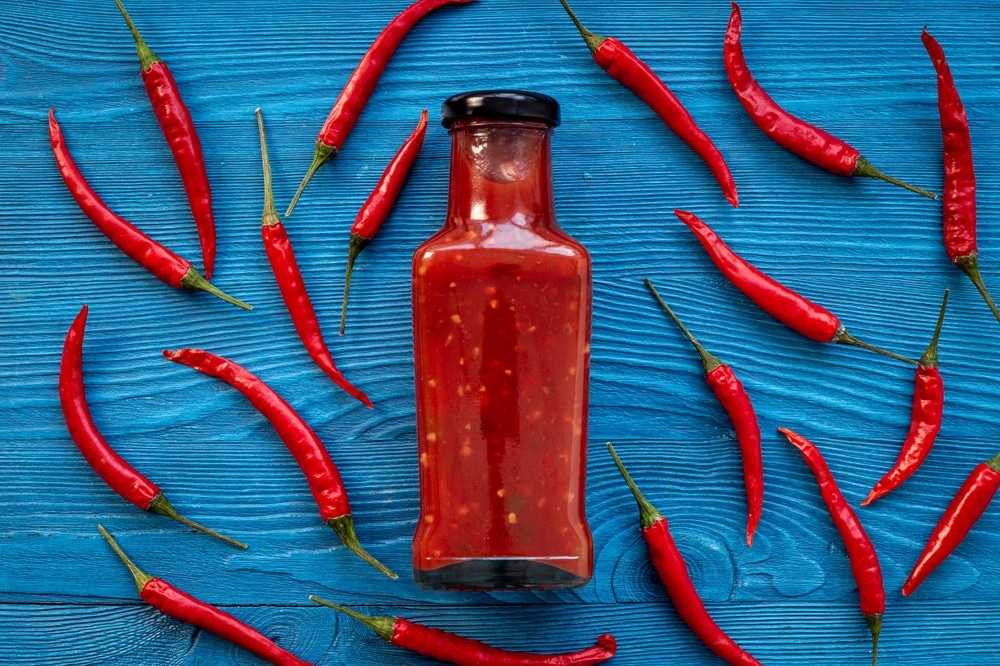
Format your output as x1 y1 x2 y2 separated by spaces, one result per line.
411 106 593 589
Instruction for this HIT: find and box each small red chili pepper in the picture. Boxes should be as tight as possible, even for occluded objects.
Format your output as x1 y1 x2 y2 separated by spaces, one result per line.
285 0 474 216
48 109 250 310
60 306 245 549
98 526 310 666
675 208 916 365
645 279 763 546
162 347 395 579
863 290 949 506
922 28 1000 324
341 109 428 335
255 109 372 408
779 428 884 666
902 450 1000 596
606 443 762 666
557 0 738 207
113 0 216 280
309 595 616 665
724 2 936 200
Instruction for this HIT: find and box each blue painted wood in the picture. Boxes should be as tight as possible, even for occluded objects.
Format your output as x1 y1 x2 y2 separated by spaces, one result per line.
2 0 1000 663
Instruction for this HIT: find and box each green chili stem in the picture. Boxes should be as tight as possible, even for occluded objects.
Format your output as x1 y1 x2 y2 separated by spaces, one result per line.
309 595 396 642
834 328 917 365
113 0 162 71
853 156 937 200
340 234 371 336
955 254 1000 325
147 493 247 549
606 443 663 529
285 142 338 217
920 289 949 368
97 524 153 595
867 613 882 666
255 108 281 228
327 516 397 579
644 278 723 374
557 0 604 55
181 267 252 310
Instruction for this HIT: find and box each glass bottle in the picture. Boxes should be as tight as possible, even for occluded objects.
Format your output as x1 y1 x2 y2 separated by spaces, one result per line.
411 90 593 589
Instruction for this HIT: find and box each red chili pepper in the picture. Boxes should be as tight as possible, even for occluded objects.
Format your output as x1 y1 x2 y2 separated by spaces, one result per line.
59 306 245 549
922 28 1000 324
863 290 949 506
557 0 738 207
779 428 884 666
162 347 395 578
902 450 1000 596
98 526 310 666
675 208 916 365
285 0 474 216
113 0 216 280
48 109 250 310
724 2 936 200
255 109 372 408
341 109 428 335
606 443 762 666
645 279 763 546
309 596 616 665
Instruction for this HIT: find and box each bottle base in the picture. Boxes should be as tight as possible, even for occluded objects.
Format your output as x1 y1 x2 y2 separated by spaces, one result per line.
413 558 590 590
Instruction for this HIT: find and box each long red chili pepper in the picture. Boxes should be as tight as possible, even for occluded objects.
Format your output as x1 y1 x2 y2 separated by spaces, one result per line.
922 28 1000 324
902 450 1000 596
645 279 763 546
675 208 916 365
285 0 474 216
162 347 395 578
341 109 428 335
60 306 245 549
724 2 936 200
606 443 762 666
255 109 372 408
113 0 216 280
48 109 250 310
309 596 616 665
557 0 738 207
98 526 310 666
779 428 884 666
863 290 949 506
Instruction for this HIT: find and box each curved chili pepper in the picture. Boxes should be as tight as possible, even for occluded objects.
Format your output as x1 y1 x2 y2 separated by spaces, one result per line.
162 347 395 578
98 526 309 666
309 596 616 665
255 109 372 408
645 279 763 546
779 428 884 666
902 450 1000 596
341 109 428 335
606 444 762 666
922 28 1000 324
59 306 245 549
285 0 474 216
113 0 216 280
724 2 936 200
558 0 738 207
863 290 949 506
48 109 250 310
675 209 916 365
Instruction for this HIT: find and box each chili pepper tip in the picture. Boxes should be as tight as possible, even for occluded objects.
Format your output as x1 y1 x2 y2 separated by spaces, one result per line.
146 493 248 549
327 515 398 579
309 595 396 642
98 524 154 594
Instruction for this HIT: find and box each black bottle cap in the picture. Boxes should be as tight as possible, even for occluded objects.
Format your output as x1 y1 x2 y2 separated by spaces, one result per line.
441 90 560 128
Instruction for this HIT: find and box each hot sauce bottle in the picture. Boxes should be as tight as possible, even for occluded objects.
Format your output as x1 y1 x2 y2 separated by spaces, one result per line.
411 91 593 589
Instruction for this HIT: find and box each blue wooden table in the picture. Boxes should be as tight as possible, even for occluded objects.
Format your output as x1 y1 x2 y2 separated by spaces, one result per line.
2 1 999 664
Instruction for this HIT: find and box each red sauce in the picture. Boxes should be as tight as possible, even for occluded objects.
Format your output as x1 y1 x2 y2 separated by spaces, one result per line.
411 119 593 589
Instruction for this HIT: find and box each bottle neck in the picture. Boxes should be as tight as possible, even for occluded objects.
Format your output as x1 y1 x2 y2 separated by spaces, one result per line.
445 120 556 230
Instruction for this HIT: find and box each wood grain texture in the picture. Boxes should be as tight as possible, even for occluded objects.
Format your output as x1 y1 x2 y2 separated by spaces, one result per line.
3 0 1000 664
